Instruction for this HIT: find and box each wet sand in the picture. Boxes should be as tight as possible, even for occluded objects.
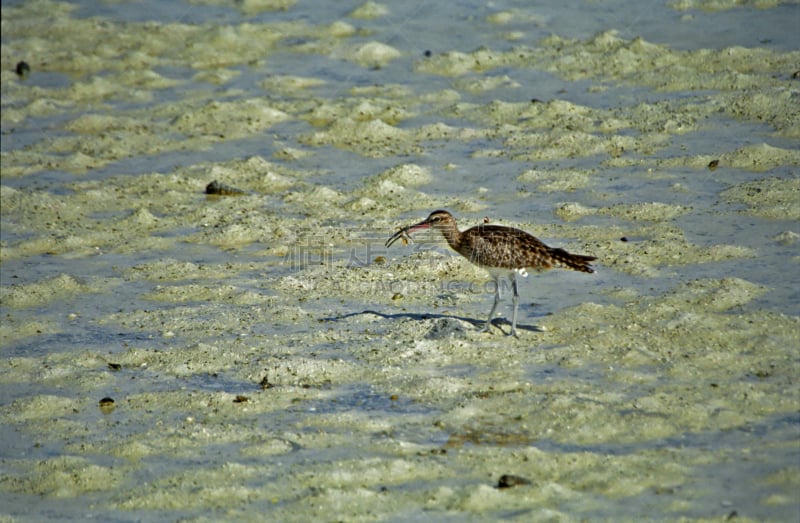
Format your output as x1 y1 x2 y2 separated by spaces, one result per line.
1 0 799 521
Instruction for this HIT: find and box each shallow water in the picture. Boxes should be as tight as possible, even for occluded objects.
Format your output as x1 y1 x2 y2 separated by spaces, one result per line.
1 0 799 521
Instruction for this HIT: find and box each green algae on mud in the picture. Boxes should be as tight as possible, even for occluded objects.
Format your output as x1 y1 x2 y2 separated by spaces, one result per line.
1 269 797 518
722 176 800 220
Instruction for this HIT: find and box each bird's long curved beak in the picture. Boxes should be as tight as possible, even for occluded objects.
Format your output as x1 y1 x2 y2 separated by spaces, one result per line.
385 218 432 248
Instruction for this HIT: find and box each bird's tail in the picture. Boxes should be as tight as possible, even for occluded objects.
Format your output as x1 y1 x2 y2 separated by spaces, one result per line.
548 247 596 273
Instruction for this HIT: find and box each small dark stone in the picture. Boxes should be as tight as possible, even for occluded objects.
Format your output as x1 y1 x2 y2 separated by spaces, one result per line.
620 236 628 242
16 61 30 78
205 180 246 196
98 397 116 414
727 510 738 520
423 50 432 57
708 159 719 171
497 474 531 489
108 363 122 371
233 395 249 403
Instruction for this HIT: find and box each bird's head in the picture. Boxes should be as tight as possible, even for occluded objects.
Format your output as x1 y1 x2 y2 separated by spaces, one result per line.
413 210 455 232
385 210 456 248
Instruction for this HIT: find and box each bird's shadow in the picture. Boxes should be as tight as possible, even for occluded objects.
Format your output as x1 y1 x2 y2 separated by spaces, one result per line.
321 309 544 335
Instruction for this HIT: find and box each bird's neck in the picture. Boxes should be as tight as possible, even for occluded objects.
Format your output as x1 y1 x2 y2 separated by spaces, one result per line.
436 222 463 250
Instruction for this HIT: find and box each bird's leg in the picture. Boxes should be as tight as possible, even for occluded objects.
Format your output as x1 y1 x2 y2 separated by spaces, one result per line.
510 271 520 337
481 275 502 332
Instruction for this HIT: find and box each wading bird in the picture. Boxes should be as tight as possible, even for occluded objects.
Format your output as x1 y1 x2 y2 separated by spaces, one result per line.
386 210 596 336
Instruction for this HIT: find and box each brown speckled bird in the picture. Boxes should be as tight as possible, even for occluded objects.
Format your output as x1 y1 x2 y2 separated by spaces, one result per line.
386 210 596 336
